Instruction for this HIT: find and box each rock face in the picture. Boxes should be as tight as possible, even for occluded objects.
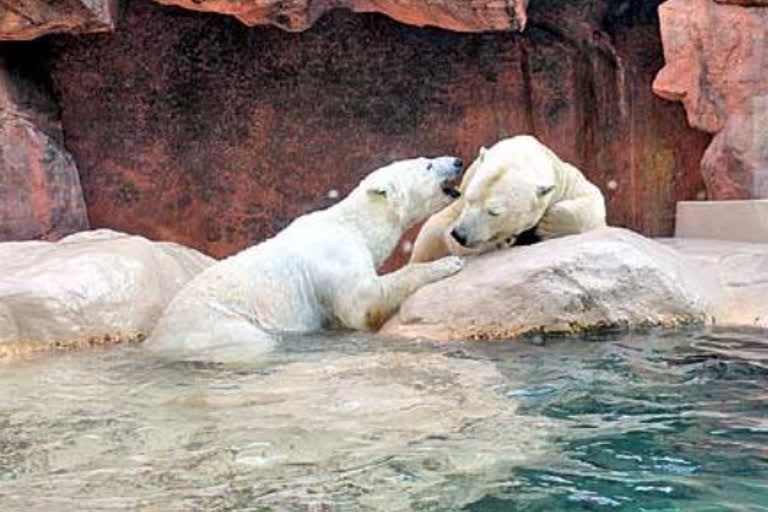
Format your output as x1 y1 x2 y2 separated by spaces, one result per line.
0 230 214 357
380 228 715 341
0 45 89 242
48 0 710 269
0 0 120 41
700 95 768 199
153 0 528 32
659 238 768 329
653 0 768 134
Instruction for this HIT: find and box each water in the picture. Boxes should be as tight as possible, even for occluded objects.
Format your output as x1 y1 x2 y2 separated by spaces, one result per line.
0 327 766 511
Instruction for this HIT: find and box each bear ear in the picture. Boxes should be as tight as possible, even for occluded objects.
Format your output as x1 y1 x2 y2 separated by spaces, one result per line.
536 184 555 197
367 180 393 198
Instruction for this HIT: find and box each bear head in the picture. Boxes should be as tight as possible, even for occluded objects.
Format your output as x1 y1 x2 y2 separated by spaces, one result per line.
360 156 464 228
448 136 557 252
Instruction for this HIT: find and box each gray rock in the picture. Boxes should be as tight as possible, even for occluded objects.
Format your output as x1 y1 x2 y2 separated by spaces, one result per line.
381 228 716 341
0 229 214 357
658 238 768 329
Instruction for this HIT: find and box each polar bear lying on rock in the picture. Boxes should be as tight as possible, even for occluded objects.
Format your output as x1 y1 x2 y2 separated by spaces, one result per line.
146 156 465 359
411 135 606 262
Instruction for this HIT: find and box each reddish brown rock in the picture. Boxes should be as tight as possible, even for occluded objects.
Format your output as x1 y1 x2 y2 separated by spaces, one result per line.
153 0 528 32
0 45 89 242
48 0 710 269
0 0 119 41
700 95 768 199
715 0 768 5
653 0 768 133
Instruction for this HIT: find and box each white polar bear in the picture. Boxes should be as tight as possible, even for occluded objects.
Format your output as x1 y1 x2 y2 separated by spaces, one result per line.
145 156 465 359
410 135 606 262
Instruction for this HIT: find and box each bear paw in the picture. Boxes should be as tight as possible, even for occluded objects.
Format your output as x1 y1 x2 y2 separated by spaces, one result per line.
433 255 465 277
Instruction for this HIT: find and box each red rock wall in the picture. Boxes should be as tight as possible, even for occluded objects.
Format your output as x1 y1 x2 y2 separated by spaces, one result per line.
0 43 89 242
47 0 711 268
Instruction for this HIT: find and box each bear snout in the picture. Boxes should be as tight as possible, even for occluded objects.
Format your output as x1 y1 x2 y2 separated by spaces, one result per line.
450 227 469 247
452 157 463 169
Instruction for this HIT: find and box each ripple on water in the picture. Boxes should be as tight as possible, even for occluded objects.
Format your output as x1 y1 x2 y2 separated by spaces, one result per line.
0 328 766 511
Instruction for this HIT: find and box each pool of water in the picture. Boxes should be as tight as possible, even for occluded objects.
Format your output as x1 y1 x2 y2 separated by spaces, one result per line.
0 327 766 511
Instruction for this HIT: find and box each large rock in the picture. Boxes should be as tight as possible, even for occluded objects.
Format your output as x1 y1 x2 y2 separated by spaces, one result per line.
653 0 768 134
152 0 528 32
0 0 119 40
381 228 715 341
659 238 768 329
0 230 214 357
700 95 768 199
0 46 89 242
49 1 710 270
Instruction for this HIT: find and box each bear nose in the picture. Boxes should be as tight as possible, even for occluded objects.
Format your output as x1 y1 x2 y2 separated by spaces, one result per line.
450 228 468 247
453 158 463 169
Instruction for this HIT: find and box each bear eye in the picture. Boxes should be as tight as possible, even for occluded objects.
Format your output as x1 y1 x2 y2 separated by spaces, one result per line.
487 209 501 217
426 163 433 171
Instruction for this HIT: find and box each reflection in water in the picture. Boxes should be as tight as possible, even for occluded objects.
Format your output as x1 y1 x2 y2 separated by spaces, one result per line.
0 328 766 511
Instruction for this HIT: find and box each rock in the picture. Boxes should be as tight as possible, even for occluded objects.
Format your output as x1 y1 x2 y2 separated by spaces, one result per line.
653 0 768 133
380 228 715 341
152 0 528 32
0 230 214 357
48 1 710 269
699 95 768 199
715 0 768 5
0 46 89 242
0 0 119 41
659 238 768 329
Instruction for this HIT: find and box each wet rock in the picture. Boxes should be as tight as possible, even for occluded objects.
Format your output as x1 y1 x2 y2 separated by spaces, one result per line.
152 0 528 32
381 228 715 341
659 238 768 329
49 1 710 268
0 229 214 357
700 95 768 199
0 45 89 242
653 0 768 133
0 0 120 41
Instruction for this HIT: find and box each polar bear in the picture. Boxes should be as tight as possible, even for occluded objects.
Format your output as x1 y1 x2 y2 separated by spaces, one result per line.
145 156 465 359
410 135 606 262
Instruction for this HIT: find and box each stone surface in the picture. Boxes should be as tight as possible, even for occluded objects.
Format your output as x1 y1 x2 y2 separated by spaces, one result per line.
675 199 768 243
0 0 119 41
48 0 710 270
660 238 768 328
0 229 214 357
380 228 715 341
153 0 528 32
653 0 768 133
0 45 89 242
700 95 768 199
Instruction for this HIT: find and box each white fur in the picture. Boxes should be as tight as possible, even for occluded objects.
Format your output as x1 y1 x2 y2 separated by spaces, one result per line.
145 157 465 359
411 135 606 262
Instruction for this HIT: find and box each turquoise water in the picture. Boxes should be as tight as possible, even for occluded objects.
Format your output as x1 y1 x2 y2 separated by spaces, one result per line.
0 327 766 511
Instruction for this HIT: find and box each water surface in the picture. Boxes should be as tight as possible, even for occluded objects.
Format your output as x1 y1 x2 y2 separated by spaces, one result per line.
0 327 766 511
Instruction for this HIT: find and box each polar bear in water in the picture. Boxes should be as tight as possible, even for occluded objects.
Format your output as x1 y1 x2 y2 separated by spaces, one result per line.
146 156 465 359
410 135 606 262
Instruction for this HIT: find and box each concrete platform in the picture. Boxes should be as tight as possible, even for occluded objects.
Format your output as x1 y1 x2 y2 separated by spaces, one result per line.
675 200 768 243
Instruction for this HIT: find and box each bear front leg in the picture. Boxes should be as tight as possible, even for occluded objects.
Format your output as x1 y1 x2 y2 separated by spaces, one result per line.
536 196 606 239
410 200 465 263
336 256 465 331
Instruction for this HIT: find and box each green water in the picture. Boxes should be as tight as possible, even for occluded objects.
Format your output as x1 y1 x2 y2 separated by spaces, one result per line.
0 327 766 511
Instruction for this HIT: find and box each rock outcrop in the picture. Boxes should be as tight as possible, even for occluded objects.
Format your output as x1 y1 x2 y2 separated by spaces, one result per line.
653 0 768 134
381 228 715 341
700 95 768 199
0 230 214 357
152 0 528 32
48 0 710 269
0 46 89 242
659 238 768 329
0 0 120 41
